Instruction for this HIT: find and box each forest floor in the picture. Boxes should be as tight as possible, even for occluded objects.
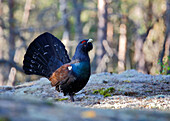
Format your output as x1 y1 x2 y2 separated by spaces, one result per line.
0 70 170 121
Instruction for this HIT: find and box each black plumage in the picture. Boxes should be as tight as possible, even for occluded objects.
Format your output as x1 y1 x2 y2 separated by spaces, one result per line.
23 32 93 101
23 32 70 78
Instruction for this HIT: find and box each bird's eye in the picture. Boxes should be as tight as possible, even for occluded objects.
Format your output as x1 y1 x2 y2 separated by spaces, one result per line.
81 40 86 44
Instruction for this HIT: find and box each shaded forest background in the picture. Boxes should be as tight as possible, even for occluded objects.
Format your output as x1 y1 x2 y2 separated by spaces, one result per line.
0 0 169 86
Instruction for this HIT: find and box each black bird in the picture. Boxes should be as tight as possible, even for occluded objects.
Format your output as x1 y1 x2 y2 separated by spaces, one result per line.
23 32 93 101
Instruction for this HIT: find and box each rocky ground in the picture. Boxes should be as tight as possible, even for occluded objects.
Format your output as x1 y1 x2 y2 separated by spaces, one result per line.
0 70 170 121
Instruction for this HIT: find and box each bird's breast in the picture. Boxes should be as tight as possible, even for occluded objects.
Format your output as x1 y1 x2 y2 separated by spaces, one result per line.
71 61 90 79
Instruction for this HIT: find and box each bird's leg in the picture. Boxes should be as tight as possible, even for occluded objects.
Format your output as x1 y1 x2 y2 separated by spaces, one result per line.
69 93 75 102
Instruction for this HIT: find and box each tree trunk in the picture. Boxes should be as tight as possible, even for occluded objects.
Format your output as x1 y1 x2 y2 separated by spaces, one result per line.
134 36 146 73
0 0 4 85
72 0 83 41
8 0 15 62
96 0 107 73
60 0 69 40
60 0 70 54
118 23 127 73
160 1 170 74
106 22 115 72
22 0 32 27
8 0 16 86
134 1 155 74
107 22 113 46
168 47 170 74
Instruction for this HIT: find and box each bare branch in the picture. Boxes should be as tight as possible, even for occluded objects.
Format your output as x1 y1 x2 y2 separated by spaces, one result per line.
0 59 23 73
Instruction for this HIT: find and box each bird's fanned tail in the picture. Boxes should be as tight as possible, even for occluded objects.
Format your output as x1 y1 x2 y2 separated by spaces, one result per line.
23 32 71 78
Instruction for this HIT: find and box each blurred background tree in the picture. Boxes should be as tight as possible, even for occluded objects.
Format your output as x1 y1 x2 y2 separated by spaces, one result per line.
0 0 169 86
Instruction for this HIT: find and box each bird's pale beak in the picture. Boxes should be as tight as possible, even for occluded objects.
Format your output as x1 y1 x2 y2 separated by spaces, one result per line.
87 39 93 43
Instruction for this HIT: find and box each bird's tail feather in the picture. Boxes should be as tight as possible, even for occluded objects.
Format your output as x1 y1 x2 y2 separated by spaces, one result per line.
23 32 71 78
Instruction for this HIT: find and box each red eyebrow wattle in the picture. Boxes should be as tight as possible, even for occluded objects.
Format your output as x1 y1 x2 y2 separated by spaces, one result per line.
81 40 86 43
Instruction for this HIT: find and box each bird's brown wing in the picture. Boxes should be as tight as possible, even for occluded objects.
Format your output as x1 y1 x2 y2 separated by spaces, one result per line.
49 64 70 87
49 60 79 87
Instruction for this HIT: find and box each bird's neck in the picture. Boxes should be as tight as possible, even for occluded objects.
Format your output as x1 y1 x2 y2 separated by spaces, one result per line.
72 50 90 62
71 50 91 78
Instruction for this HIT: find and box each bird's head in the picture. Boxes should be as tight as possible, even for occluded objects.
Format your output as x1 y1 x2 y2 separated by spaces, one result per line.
76 39 93 53
72 38 93 61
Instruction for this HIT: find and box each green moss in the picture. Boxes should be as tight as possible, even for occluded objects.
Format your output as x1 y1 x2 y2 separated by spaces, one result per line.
107 87 115 93
157 56 170 75
124 80 131 83
93 90 99 94
104 93 111 98
0 117 11 121
55 98 68 101
145 90 153 93
93 87 115 98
